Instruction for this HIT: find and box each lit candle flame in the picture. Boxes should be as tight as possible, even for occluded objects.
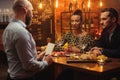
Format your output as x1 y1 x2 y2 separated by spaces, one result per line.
100 59 104 62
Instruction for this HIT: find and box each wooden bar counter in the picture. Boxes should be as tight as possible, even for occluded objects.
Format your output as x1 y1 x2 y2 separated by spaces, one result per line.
53 57 120 80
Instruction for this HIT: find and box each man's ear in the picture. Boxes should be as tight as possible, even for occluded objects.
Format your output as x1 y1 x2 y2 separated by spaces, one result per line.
112 17 116 23
23 6 28 14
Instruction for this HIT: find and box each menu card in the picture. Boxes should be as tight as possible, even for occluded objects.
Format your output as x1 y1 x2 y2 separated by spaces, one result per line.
45 43 55 55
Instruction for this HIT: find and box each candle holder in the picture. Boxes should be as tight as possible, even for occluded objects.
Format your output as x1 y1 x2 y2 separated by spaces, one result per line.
97 58 105 66
97 55 108 66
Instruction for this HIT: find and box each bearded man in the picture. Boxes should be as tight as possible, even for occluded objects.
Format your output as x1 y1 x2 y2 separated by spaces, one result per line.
2 0 53 80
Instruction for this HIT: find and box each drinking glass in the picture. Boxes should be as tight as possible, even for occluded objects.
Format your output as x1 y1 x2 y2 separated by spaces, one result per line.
81 44 87 53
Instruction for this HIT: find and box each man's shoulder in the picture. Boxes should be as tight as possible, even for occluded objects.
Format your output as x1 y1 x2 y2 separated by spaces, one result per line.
6 22 20 29
5 22 28 37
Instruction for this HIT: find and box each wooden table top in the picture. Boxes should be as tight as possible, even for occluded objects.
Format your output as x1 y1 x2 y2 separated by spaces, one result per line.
53 57 120 75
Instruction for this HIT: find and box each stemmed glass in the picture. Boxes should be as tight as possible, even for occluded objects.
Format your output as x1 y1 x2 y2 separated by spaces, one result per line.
56 41 64 51
57 41 63 47
81 44 87 53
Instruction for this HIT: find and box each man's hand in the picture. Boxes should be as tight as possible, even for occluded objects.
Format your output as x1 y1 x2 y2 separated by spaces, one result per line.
44 55 53 65
64 45 80 53
90 47 102 56
37 51 45 61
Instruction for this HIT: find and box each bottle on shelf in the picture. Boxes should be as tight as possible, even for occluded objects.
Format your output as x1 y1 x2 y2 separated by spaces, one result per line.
2 9 12 23
3 9 6 22
5 9 10 22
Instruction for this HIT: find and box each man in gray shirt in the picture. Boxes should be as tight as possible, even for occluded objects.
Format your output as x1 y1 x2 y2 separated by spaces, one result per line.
2 0 53 80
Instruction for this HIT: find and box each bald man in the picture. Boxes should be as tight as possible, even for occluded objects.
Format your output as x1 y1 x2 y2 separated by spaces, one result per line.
2 0 53 80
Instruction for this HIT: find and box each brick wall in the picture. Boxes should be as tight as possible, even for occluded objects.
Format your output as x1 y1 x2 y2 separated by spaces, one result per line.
54 0 120 41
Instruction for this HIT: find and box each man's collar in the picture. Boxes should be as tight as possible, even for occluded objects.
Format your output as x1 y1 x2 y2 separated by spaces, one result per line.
12 19 27 28
107 23 116 33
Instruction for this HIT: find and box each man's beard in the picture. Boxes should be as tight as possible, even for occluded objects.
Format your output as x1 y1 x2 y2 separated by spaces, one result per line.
25 14 31 26
103 23 113 30
102 25 106 29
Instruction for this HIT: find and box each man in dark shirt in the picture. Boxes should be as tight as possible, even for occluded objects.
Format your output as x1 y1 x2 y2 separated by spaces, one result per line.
92 8 120 58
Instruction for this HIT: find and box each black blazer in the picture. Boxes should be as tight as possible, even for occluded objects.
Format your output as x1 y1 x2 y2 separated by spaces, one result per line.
96 23 120 58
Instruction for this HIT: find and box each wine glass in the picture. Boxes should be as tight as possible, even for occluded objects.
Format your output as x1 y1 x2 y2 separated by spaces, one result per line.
58 41 63 46
81 44 87 53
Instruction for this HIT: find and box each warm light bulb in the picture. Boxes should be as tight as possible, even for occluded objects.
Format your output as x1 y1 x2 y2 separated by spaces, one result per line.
88 0 90 8
55 0 58 8
39 2 42 9
73 0 76 2
100 1 102 7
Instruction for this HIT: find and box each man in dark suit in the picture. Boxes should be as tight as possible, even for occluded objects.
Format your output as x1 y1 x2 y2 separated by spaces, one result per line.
91 8 120 80
92 8 120 58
